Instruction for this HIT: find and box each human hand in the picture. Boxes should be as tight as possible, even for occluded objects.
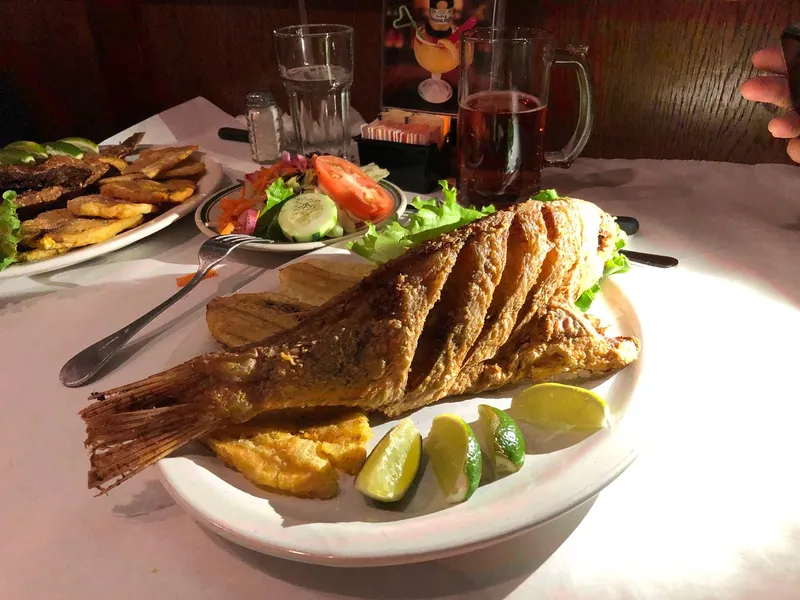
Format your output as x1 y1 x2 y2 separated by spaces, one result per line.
741 47 800 163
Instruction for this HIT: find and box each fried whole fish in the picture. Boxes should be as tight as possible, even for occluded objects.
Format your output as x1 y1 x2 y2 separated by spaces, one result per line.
81 198 640 492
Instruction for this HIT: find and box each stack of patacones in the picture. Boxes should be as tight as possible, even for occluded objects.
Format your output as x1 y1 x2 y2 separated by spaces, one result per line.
3 134 206 263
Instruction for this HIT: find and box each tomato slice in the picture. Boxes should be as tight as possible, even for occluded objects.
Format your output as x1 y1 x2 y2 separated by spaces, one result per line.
314 155 394 222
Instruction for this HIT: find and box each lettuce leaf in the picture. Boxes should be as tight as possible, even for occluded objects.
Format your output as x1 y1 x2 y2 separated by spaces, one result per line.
530 188 559 202
348 180 495 264
254 178 295 239
575 222 631 311
0 190 20 271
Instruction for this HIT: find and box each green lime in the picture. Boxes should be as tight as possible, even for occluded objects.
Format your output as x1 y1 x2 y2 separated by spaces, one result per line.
355 418 422 503
4 141 48 160
58 137 99 154
425 414 482 503
509 382 611 433
478 404 525 474
44 141 84 159
0 148 36 165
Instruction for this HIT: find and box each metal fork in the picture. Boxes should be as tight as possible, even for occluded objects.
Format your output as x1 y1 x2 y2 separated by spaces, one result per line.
59 234 269 388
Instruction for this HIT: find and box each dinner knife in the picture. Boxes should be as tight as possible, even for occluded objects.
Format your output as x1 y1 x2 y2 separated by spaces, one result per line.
218 127 250 143
621 249 678 268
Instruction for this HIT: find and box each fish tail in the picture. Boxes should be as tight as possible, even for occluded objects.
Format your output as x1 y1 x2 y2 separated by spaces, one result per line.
81 361 222 493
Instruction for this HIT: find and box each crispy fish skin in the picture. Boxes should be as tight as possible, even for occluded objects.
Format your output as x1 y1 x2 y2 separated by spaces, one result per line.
67 194 158 220
123 145 198 178
205 410 371 499
100 179 196 204
462 201 551 369
99 132 145 159
20 209 144 250
0 156 93 192
81 199 640 492
402 210 513 412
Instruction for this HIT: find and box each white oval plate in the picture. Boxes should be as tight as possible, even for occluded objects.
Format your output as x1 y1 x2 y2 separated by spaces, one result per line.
194 180 407 253
158 245 646 567
0 154 224 280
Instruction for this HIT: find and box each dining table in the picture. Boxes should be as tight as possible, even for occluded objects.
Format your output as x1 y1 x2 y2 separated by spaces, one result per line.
2 96 799 600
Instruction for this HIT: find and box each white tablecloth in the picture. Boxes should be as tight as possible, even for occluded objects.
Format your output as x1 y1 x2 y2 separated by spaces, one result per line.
2 97 799 600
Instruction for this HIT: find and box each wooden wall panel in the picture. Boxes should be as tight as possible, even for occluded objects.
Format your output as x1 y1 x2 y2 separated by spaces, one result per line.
136 0 299 118
509 0 800 163
0 0 798 164
0 0 114 141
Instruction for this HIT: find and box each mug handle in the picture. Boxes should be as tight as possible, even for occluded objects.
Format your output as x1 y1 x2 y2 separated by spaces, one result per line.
545 45 596 168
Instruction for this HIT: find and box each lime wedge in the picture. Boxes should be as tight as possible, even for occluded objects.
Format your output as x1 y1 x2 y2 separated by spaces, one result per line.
0 148 36 165
478 404 525 474
355 418 421 503
509 383 611 433
44 141 84 159
58 137 99 154
5 141 48 160
425 415 482 503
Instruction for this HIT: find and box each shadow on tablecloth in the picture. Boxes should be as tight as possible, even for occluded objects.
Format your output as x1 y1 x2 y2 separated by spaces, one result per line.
203 496 596 599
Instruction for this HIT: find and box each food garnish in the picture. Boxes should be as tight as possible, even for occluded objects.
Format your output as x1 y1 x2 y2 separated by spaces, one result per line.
349 180 495 264
0 191 21 271
425 415 482 504
477 404 525 474
509 382 611 432
355 418 422 503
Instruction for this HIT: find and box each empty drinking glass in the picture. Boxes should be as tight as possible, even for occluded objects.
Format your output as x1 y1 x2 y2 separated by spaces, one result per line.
274 24 354 158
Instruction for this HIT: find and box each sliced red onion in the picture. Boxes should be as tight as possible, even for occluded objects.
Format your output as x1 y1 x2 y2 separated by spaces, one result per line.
237 208 258 235
281 151 308 171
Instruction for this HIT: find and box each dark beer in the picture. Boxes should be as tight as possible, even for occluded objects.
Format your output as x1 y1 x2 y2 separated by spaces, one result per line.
457 91 547 208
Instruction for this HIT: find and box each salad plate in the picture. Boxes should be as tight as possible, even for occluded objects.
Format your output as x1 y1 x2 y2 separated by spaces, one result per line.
158 244 646 567
194 156 407 253
195 180 406 253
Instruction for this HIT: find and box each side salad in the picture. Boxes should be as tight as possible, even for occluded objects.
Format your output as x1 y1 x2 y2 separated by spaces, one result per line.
349 184 630 311
217 153 393 243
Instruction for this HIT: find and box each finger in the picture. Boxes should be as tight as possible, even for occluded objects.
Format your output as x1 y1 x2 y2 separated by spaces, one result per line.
768 113 800 138
752 47 787 74
741 76 793 108
788 138 800 164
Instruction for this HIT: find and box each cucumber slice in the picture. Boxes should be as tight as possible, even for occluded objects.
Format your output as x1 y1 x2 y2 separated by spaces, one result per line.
277 193 338 243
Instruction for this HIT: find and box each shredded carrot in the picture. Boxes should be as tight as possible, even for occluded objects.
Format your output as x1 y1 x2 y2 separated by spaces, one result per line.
216 164 303 233
176 269 218 288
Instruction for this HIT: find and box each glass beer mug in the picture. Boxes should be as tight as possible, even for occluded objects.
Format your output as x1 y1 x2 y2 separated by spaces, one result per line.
457 28 595 207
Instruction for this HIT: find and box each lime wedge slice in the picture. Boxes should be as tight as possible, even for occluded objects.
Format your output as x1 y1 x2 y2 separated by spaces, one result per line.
58 137 99 154
355 418 421 503
0 148 36 165
44 141 84 159
5 141 48 160
425 414 482 503
478 404 525 474
509 383 611 433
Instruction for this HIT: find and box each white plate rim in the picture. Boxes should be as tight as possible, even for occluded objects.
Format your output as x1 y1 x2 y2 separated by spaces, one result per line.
193 179 407 253
157 245 647 568
0 153 224 280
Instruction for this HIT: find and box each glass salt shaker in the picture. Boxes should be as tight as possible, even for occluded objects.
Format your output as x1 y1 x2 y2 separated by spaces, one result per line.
245 91 284 164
